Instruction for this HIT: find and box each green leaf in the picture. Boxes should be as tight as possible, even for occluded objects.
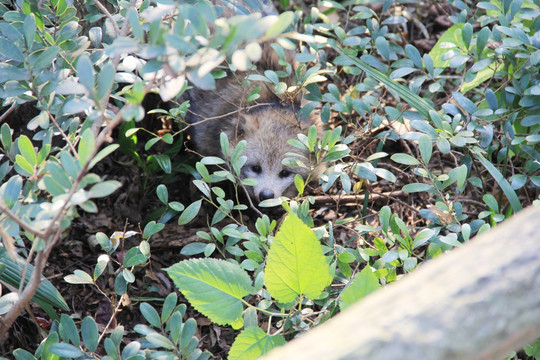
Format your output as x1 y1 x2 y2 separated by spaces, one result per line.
265 214 332 303
265 11 294 39
81 316 99 352
13 349 37 360
156 184 168 204
97 63 115 100
140 302 162 328
78 128 95 166
428 23 465 68
0 38 24 63
402 183 436 193
334 48 434 119
472 150 522 213
146 333 175 349
229 327 286 360
17 135 37 166
23 13 36 50
161 292 177 323
391 153 421 166
418 135 432 164
178 200 201 225
48 343 84 358
165 258 252 328
0 248 69 311
64 269 93 284
32 46 61 70
89 180 121 198
340 266 380 311
76 53 94 91
89 144 119 169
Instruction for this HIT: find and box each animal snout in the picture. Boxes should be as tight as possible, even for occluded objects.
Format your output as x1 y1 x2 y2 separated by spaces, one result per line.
259 189 275 201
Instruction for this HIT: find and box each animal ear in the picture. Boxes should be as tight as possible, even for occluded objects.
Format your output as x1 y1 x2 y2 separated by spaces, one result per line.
238 113 260 134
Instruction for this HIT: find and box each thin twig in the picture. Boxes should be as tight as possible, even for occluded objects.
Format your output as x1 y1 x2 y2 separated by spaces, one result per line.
0 102 17 123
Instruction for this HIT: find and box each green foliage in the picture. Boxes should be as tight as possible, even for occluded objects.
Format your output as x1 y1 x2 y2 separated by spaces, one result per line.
2 0 539 357
228 327 286 360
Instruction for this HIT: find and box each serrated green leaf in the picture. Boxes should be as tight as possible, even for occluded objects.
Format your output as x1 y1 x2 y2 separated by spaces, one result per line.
229 327 286 360
340 266 380 311
166 259 252 328
265 214 332 303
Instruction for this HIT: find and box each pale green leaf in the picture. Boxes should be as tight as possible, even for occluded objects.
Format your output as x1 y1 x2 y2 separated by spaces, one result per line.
340 266 380 311
265 214 332 303
229 327 286 360
165 259 252 328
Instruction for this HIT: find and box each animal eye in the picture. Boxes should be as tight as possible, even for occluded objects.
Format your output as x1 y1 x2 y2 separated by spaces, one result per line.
251 165 262 174
279 170 291 178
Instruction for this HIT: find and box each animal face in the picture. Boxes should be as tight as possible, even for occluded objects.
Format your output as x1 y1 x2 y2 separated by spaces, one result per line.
234 108 311 202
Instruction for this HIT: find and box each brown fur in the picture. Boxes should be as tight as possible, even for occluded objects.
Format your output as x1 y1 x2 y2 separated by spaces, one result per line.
184 9 323 202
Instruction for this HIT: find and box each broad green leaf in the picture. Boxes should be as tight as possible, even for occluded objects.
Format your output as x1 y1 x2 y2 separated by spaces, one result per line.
165 258 252 328
229 327 286 360
340 266 381 311
265 214 332 303
428 23 465 68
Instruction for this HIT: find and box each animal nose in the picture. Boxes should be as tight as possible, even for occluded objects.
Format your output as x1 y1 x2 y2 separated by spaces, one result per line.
259 189 275 201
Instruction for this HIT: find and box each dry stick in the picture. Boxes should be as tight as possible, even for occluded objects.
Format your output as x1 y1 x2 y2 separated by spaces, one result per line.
0 102 17 123
310 190 408 206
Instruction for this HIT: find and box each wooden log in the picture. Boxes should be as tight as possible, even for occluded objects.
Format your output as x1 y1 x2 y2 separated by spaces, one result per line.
262 205 540 360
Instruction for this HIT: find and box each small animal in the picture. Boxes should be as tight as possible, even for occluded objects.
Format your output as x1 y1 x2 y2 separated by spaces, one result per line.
184 7 323 203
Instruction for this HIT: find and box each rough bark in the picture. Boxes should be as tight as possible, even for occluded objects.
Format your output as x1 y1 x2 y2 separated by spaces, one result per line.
262 205 540 360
